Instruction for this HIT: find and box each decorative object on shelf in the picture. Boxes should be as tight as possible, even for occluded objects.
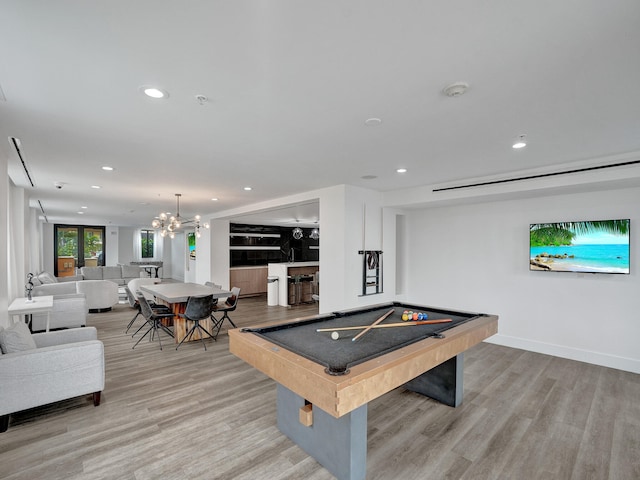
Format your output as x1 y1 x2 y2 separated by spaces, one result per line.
292 227 303 240
310 228 319 240
25 273 35 302
151 193 209 239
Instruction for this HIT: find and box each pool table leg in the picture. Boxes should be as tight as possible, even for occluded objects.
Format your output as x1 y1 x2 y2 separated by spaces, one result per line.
404 353 464 407
276 384 367 480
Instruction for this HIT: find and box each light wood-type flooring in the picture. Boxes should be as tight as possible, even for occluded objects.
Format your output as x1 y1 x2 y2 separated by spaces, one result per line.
1 296 639 479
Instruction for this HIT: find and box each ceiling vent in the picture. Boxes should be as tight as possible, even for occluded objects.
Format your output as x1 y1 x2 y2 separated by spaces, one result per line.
10 137 35 187
37 200 48 223
433 159 640 192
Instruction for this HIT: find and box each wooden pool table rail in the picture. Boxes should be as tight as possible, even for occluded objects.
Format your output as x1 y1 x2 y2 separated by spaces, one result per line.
229 313 498 418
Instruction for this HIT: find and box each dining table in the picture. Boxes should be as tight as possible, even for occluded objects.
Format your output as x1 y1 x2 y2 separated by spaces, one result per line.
139 282 232 344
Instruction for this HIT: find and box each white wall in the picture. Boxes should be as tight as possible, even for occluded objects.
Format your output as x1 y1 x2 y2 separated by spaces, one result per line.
169 232 185 282
405 186 640 373
118 227 137 265
41 223 54 274
210 219 230 289
326 186 397 312
105 226 119 266
194 225 211 285
0 155 8 327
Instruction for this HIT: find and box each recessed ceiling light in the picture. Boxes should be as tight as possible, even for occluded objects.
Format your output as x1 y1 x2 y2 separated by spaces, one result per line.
244 186 252 191
211 198 219 201
91 185 101 189
77 211 84 215
101 166 114 171
81 206 88 209
365 118 382 126
512 134 527 149
396 168 407 173
140 86 169 99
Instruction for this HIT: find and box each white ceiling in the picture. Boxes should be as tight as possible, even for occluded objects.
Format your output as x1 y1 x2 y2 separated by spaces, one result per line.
1 1 640 227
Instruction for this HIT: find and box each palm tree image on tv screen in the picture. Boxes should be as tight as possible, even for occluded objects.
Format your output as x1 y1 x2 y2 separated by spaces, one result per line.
529 219 630 274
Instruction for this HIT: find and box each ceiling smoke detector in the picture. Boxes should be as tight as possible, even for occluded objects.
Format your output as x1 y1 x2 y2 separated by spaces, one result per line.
443 82 469 97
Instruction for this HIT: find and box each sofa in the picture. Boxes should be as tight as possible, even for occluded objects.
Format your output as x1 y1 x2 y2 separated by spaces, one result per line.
0 324 105 432
33 276 119 313
80 265 144 286
31 293 87 332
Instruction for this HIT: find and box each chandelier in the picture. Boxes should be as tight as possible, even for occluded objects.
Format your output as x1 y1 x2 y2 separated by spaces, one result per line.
151 193 210 239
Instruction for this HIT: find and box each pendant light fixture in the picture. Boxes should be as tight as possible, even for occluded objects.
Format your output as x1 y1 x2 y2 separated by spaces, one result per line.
151 194 209 239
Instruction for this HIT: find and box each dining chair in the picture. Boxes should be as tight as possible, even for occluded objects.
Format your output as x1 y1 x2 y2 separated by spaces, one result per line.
176 294 215 351
132 295 175 351
211 286 241 338
124 286 170 334
204 281 222 307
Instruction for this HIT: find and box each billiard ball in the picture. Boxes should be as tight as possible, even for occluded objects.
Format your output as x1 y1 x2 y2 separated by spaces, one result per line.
331 331 339 340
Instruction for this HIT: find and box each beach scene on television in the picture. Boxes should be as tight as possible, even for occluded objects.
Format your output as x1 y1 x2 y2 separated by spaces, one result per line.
530 219 630 274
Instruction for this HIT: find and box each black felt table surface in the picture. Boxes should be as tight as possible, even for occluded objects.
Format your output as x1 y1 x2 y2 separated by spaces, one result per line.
248 304 476 375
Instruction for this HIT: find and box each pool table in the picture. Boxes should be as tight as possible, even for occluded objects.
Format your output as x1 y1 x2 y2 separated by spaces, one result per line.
229 302 498 480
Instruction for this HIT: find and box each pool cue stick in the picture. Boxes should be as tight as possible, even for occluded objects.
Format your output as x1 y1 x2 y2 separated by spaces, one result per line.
317 318 452 332
351 308 395 342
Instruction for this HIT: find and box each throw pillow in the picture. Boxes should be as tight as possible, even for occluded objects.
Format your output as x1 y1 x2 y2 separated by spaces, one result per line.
37 272 57 284
0 321 37 354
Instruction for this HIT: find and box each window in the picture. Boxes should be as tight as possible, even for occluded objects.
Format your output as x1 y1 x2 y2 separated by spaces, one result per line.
140 229 155 258
54 225 105 276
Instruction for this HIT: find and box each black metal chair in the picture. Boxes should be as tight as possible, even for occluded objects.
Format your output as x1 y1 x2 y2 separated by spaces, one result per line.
124 286 170 334
204 281 222 307
211 286 241 337
176 294 216 350
132 295 175 351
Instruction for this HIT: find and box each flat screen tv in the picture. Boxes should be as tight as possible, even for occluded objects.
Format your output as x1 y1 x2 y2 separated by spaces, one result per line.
529 219 630 274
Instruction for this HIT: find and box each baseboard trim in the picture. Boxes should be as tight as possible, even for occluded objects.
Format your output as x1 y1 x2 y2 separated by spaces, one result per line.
485 334 640 374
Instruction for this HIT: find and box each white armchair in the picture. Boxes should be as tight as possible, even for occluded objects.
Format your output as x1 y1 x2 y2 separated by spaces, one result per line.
0 327 105 432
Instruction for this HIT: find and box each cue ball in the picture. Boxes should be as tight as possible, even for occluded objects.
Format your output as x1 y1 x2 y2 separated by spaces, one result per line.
331 331 340 340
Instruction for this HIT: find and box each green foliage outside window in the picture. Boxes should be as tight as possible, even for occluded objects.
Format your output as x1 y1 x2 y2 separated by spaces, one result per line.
57 230 78 257
141 230 155 258
84 234 102 256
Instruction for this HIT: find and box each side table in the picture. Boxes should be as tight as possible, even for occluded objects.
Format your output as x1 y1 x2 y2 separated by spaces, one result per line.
8 296 54 332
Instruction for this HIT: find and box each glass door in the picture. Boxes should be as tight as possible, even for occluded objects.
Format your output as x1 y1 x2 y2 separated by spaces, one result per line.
83 227 104 267
54 225 105 276
55 226 78 277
